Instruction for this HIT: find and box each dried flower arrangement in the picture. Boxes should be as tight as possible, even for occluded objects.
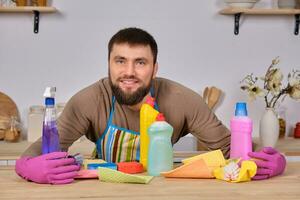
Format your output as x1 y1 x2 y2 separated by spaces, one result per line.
240 57 300 108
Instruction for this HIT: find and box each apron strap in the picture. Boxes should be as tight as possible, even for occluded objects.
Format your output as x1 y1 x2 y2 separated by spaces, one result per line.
107 96 116 125
150 86 159 111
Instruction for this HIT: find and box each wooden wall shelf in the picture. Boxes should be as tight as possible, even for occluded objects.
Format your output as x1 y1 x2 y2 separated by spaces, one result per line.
0 6 56 12
219 8 300 35
0 6 57 33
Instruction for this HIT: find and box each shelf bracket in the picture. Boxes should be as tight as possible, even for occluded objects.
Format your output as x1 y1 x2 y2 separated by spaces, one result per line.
33 10 40 34
234 13 241 35
295 14 300 36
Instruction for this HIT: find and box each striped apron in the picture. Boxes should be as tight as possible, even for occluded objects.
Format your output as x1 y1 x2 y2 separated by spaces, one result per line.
95 90 158 163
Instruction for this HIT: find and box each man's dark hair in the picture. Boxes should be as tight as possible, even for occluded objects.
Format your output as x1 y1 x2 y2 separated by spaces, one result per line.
108 27 158 64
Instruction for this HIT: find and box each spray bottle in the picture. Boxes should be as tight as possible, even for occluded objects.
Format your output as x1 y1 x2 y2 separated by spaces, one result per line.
42 87 60 154
139 96 159 170
147 113 173 176
230 102 252 161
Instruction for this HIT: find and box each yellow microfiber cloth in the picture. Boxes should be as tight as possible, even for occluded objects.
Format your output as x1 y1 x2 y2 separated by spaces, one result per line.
161 159 214 178
161 150 256 183
213 160 257 183
182 150 226 169
98 167 153 184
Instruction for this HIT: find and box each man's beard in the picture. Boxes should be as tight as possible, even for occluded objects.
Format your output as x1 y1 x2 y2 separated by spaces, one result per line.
109 75 153 106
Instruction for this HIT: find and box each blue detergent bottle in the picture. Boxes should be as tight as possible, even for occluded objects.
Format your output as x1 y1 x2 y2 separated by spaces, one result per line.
42 87 60 154
147 113 174 176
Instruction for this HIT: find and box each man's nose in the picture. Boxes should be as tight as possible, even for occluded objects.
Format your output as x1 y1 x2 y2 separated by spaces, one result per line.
124 62 136 76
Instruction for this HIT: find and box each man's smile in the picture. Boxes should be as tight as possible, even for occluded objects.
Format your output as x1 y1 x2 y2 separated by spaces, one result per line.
119 78 140 91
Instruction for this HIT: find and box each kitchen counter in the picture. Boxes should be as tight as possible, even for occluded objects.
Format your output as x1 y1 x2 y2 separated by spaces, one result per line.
1 162 300 200
1 137 300 165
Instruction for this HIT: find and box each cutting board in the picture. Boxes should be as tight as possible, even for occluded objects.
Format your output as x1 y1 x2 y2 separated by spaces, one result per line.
0 92 20 129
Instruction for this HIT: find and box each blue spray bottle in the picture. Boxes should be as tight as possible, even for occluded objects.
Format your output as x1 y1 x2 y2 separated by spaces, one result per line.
42 87 60 154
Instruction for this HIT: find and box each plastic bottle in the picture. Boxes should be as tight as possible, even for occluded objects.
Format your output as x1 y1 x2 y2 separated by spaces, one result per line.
139 96 159 170
147 113 173 176
42 87 60 154
230 102 253 161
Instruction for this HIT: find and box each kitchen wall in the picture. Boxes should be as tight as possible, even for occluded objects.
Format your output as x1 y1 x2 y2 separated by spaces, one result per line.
0 0 299 150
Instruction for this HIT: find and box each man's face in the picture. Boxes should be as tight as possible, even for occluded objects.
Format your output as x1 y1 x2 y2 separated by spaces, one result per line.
109 43 158 105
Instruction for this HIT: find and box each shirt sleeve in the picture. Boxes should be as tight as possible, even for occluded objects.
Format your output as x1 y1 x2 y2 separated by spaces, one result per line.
183 91 231 158
56 94 92 152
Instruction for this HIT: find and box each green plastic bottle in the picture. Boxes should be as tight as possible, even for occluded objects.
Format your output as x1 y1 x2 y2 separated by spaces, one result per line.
147 113 173 176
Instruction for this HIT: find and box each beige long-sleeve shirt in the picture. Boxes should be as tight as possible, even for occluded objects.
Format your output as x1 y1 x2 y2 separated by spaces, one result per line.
23 77 231 158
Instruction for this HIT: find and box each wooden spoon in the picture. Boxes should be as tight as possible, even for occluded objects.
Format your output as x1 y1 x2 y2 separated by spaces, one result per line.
207 87 222 110
202 87 209 104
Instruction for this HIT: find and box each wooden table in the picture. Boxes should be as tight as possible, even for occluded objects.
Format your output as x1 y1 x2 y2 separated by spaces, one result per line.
1 138 300 199
1 162 300 200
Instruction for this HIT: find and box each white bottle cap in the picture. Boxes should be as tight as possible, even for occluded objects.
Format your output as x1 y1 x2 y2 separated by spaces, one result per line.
43 87 56 98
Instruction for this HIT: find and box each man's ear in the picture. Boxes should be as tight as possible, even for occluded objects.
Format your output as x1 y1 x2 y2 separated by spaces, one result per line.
152 62 158 78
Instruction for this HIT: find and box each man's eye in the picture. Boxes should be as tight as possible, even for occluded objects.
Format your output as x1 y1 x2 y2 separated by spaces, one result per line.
116 60 124 64
136 61 145 66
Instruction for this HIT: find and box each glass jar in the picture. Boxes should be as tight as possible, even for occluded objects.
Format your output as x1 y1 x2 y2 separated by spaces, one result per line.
4 116 21 142
0 0 16 7
277 106 287 138
27 105 44 142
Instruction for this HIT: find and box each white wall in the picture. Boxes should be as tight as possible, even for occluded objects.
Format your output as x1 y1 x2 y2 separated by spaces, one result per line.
1 0 299 146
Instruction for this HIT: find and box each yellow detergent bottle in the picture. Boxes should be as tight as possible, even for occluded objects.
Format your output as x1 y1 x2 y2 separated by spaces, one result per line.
140 96 159 170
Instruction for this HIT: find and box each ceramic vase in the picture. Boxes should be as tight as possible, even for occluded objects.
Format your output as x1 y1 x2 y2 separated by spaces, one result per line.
259 108 279 148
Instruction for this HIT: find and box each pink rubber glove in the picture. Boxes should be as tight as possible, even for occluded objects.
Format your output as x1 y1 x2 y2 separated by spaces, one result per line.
248 147 286 180
15 152 80 184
